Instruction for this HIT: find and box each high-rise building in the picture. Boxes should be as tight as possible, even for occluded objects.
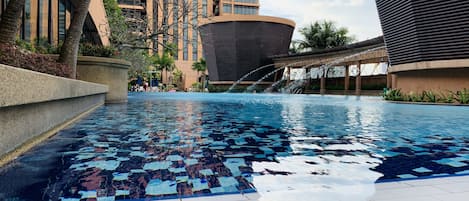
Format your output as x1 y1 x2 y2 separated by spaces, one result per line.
0 0 109 46
117 0 260 90
217 0 259 15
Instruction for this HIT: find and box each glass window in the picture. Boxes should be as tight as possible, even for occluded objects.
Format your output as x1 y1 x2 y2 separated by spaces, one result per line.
234 5 257 15
37 0 42 38
202 0 207 17
192 0 198 60
23 0 31 41
172 0 179 59
182 0 188 60
234 0 258 3
58 0 66 41
223 4 232 13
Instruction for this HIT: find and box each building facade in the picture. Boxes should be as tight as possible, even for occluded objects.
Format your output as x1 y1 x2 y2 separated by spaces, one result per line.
217 0 259 15
199 15 294 85
117 0 260 90
0 0 109 46
375 0 469 93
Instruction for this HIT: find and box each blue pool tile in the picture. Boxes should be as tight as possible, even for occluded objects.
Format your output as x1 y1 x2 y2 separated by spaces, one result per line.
97 196 115 201
184 158 199 166
115 190 130 196
176 176 189 183
447 161 467 168
190 178 210 192
259 147 275 155
143 161 172 170
112 172 129 181
145 179 177 195
60 198 80 201
79 190 97 199
218 177 239 187
223 158 246 176
199 169 214 176
397 174 418 179
456 170 469 175
413 167 432 173
130 169 146 173
210 187 225 194
169 167 186 173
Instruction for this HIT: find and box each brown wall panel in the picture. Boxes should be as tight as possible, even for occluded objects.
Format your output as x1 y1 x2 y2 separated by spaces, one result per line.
199 20 294 82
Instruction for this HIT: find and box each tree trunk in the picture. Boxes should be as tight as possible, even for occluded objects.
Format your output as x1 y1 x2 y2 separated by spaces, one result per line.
58 0 91 79
0 0 26 45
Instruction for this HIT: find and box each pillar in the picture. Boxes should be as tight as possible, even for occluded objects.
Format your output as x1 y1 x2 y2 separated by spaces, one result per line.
344 65 350 94
386 73 392 89
320 69 326 95
355 61 362 96
286 67 291 85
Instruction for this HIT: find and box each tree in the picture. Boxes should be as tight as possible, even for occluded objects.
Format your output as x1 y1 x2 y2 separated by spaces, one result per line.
294 21 355 52
192 58 206 77
152 48 175 83
58 0 92 79
0 0 26 45
192 58 207 89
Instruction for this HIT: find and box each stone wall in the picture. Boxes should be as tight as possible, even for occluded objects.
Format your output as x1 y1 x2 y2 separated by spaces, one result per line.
76 56 130 103
0 64 108 166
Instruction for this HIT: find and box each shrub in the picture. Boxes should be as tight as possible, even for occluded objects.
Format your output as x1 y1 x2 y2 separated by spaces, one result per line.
79 43 117 58
0 44 72 78
452 88 469 104
383 89 404 101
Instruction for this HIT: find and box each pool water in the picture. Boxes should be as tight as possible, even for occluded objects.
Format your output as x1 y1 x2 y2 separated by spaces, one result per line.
1 93 469 201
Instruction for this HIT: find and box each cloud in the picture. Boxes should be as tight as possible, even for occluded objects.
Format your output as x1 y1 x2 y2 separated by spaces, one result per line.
259 0 382 42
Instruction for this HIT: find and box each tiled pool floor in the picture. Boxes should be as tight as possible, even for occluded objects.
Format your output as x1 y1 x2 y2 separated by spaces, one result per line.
2 93 469 201
158 175 469 201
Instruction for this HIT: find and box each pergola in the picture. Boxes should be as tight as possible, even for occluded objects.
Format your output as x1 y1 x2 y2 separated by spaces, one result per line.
272 36 389 95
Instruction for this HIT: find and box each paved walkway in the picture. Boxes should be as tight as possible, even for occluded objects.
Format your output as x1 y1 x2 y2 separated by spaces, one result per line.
161 176 469 201
369 176 469 201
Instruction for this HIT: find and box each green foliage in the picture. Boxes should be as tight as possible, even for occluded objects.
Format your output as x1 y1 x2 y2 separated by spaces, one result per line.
16 38 60 54
103 0 128 46
0 43 72 78
422 91 437 103
152 49 175 73
452 88 469 104
103 0 151 72
384 89 469 105
192 58 207 74
191 82 203 92
407 92 423 102
172 68 183 83
79 43 116 57
383 89 404 101
294 20 355 51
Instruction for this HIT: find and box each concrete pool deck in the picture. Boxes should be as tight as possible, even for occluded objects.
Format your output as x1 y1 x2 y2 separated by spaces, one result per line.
159 175 469 201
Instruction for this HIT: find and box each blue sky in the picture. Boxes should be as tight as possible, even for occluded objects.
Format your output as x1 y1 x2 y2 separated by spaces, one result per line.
259 0 383 42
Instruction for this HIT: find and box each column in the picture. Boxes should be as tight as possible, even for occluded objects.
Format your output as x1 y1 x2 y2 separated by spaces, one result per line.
344 65 350 94
355 61 362 96
320 68 326 95
286 67 291 85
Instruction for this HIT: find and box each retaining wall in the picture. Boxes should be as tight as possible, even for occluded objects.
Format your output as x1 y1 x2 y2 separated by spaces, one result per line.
0 64 108 166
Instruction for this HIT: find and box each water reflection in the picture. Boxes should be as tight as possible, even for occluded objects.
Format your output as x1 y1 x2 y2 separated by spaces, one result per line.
1 94 469 201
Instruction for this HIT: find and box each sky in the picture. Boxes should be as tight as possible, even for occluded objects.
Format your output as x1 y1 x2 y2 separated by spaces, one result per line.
259 0 383 42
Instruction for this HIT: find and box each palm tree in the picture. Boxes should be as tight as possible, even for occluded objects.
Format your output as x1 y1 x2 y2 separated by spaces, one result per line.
192 58 207 89
58 0 91 79
295 21 355 52
0 0 26 45
152 49 176 84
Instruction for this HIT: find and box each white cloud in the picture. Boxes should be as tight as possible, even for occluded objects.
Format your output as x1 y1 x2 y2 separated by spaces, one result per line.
259 0 382 42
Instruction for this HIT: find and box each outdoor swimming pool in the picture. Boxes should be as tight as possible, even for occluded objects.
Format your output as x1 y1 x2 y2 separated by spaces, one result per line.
1 93 469 201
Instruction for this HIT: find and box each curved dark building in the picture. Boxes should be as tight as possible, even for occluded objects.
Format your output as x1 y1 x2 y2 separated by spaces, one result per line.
199 15 295 83
376 0 469 93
